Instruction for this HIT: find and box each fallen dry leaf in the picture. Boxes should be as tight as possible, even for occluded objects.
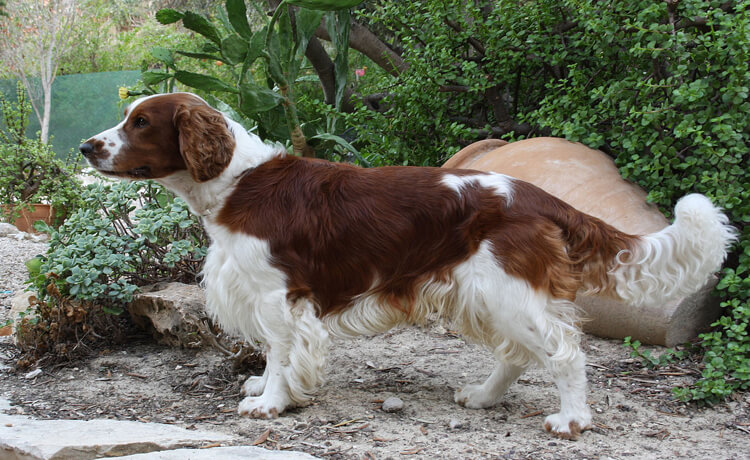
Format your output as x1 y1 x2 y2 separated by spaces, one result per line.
252 428 271 445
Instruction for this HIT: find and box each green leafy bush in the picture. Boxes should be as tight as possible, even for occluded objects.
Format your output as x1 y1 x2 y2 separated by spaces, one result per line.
0 84 83 224
34 180 207 310
352 0 748 403
16 179 207 363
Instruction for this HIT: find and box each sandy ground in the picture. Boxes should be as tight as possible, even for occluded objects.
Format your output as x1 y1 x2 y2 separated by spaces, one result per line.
0 326 748 459
0 235 748 459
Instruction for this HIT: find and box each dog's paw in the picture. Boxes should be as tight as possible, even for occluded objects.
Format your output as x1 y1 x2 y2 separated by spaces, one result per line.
543 412 592 440
241 375 267 396
238 395 289 419
454 384 498 409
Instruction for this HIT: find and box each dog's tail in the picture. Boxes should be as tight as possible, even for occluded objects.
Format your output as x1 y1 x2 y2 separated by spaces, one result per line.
565 193 736 306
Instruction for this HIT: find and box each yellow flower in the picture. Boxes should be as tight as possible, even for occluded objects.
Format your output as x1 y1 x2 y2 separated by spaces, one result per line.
118 87 130 100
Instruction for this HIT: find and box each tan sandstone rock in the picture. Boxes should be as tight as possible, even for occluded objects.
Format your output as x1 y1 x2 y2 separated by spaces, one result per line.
443 137 720 346
129 282 260 365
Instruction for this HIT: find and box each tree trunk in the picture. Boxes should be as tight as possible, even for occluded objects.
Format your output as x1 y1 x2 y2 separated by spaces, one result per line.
315 20 409 78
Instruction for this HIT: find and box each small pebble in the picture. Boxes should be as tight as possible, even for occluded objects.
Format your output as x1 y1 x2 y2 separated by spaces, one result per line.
23 369 42 379
449 418 464 430
381 396 404 413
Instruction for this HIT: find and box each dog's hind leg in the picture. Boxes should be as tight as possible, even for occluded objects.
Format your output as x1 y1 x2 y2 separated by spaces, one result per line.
454 357 525 409
541 343 591 440
523 299 592 440
238 298 330 418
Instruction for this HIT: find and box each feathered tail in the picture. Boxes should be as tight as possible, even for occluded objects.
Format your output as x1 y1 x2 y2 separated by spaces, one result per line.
606 194 737 306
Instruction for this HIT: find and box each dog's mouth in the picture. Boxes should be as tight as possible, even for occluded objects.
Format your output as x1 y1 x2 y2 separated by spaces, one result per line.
97 166 152 179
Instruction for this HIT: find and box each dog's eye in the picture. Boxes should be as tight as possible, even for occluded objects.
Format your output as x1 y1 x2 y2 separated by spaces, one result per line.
134 117 148 128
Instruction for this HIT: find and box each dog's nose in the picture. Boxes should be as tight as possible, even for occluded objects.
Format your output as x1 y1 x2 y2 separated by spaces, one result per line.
79 142 94 158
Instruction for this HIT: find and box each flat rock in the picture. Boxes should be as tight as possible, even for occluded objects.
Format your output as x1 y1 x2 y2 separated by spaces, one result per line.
129 282 210 348
0 223 20 237
443 137 721 346
117 446 318 459
0 401 233 460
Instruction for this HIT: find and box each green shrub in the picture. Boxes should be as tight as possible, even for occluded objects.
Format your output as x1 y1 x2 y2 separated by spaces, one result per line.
34 180 207 309
0 84 83 225
352 0 748 403
15 179 207 363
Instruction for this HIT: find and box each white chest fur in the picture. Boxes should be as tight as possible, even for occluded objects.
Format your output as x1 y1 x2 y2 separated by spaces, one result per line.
201 224 291 344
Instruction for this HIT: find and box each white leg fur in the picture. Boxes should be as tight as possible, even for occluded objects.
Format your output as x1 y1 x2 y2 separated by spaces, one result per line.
543 351 592 439
238 300 330 418
237 299 330 418
449 242 590 438
200 230 330 418
239 345 293 418
242 356 269 396
454 360 525 409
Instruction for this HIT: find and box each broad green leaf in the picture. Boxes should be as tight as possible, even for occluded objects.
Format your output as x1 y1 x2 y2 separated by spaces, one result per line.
183 11 222 45
226 0 253 40
142 70 172 86
174 70 238 93
155 8 183 24
311 133 370 167
175 50 223 61
294 8 324 63
324 9 351 109
221 34 249 64
239 83 285 115
245 28 267 68
266 24 287 85
150 47 174 67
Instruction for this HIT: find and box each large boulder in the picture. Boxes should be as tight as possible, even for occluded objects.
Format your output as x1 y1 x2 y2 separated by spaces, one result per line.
443 137 720 346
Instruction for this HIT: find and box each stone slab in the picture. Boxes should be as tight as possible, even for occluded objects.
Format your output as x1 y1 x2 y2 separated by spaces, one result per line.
0 402 233 460
443 138 722 346
117 446 317 459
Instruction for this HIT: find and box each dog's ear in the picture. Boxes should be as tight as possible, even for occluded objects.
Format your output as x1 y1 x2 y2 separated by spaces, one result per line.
173 102 235 182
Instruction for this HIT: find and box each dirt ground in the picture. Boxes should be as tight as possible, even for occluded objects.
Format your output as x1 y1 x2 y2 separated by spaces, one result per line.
1 321 748 460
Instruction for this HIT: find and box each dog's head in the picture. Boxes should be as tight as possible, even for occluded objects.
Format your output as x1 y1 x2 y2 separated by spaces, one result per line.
80 93 235 183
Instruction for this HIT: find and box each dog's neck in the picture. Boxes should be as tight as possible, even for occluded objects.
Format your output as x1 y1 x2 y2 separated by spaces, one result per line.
157 119 280 219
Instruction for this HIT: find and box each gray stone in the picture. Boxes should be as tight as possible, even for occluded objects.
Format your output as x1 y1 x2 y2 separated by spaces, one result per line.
444 138 723 346
448 418 464 430
0 404 233 460
128 283 260 368
10 291 37 346
0 223 20 237
381 396 404 413
117 446 318 459
128 282 209 348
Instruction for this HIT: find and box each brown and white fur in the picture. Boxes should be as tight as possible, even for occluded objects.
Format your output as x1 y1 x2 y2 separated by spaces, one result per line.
80 93 736 439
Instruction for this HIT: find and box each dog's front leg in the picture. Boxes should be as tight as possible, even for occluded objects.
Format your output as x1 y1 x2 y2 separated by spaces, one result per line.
238 344 292 418
242 351 269 396
238 298 329 418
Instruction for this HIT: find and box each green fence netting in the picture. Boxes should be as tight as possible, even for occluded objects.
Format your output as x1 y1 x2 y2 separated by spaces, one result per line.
0 71 140 159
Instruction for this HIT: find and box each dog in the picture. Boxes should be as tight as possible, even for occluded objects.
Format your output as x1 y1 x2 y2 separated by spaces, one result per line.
80 92 735 439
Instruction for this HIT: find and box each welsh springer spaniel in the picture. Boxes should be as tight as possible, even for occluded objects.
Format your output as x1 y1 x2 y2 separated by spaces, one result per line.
80 93 735 439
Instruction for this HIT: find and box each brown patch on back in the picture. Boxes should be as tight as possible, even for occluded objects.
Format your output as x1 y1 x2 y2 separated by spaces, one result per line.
501 181 639 300
218 158 494 316
217 158 639 317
